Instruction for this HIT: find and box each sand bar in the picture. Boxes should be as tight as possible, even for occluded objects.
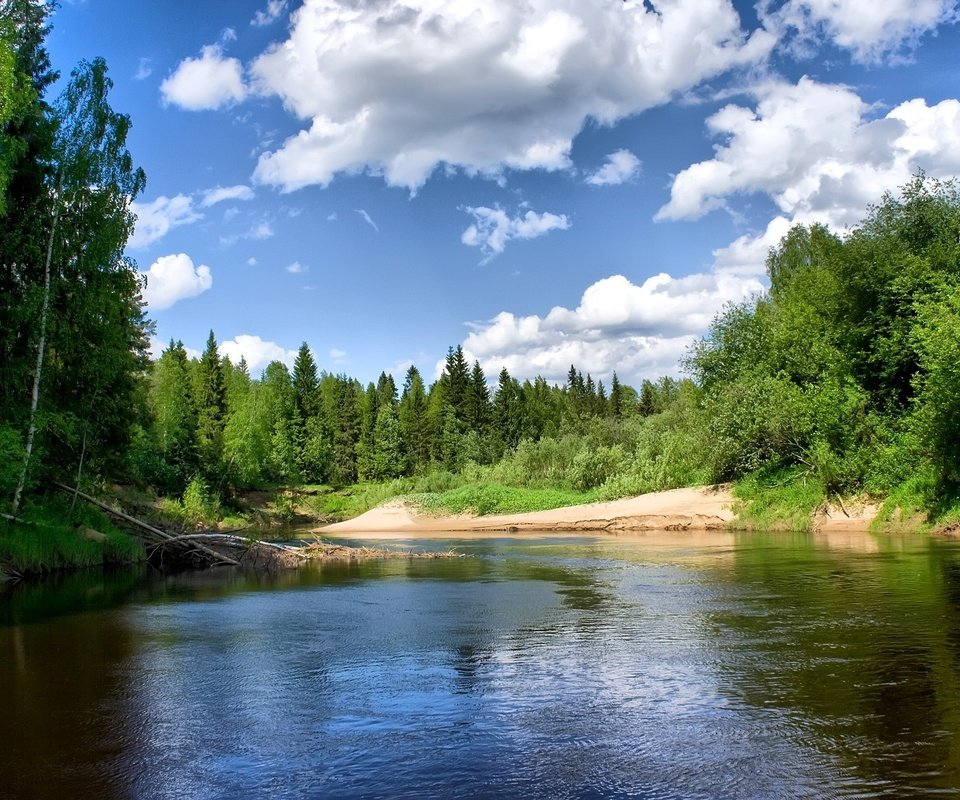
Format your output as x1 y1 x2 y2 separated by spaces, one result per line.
320 486 741 538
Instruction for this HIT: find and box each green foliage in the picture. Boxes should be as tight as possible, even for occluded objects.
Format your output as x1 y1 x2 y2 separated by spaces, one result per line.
0 424 24 497
732 467 827 532
570 444 627 491
157 475 221 528
911 284 960 491
1 496 143 574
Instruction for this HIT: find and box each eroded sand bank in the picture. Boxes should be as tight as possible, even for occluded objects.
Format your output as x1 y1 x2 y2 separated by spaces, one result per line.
319 485 882 539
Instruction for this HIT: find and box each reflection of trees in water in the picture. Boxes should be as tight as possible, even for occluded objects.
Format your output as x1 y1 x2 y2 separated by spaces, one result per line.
710 536 960 794
0 579 139 800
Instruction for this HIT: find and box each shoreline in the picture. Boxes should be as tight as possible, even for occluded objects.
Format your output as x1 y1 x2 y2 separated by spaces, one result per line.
319 485 883 539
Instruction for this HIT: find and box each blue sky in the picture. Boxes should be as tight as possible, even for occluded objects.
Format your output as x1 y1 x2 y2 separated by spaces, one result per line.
47 0 960 385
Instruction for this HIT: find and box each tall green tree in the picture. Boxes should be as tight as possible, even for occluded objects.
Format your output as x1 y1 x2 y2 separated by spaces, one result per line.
292 342 319 419
10 56 147 512
399 365 429 472
149 340 195 483
192 331 227 479
466 360 490 437
372 403 406 480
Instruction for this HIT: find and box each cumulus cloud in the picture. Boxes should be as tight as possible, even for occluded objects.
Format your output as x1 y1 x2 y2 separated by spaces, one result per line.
202 184 255 207
285 261 308 274
461 206 570 262
585 150 641 186
161 44 247 111
461 270 764 385
766 0 959 63
252 0 287 27
129 195 202 249
140 253 213 310
657 77 960 230
219 335 297 376
249 0 774 191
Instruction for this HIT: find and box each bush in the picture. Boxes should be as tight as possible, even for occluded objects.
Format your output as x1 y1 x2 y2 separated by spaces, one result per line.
570 444 627 491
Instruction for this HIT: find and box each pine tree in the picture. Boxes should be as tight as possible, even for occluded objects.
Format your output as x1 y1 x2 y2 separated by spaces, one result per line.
610 372 624 420
376 371 398 408
149 340 195 484
330 377 360 486
356 382 380 480
493 367 523 453
399 365 429 472
466 360 490 436
292 342 320 419
442 345 470 423
193 330 227 478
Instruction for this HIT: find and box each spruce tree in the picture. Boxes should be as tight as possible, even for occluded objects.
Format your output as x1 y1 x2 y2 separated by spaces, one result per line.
193 330 227 478
610 372 624 420
466 360 490 436
399 365 429 472
292 342 320 419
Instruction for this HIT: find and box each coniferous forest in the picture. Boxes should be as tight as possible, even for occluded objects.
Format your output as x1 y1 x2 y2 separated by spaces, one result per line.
4 3 960 568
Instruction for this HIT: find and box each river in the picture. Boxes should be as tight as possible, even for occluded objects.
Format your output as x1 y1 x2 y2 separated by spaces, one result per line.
3 530 960 799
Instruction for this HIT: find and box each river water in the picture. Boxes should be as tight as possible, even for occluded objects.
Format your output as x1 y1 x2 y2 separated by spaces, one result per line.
3 530 960 799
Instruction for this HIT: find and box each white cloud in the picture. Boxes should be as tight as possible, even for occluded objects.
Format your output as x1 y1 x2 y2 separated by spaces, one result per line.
586 149 641 186
219 335 297 376
134 57 152 81
202 184 255 207
252 0 287 27
129 194 202 249
657 77 960 230
222 220 275 246
246 257 258 266
355 208 379 233
710 216 794 277
329 348 348 365
140 253 213 310
461 206 570 262
766 0 958 63
161 44 247 111
286 261 308 274
249 221 274 239
250 0 775 192
461 270 763 385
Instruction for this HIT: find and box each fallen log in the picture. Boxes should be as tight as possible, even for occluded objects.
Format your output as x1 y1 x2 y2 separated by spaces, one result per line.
51 482 239 567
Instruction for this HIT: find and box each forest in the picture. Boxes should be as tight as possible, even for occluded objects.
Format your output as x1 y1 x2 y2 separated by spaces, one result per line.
3 2 960 569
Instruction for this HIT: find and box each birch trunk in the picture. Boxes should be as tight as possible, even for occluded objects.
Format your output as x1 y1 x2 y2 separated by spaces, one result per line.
11 175 61 516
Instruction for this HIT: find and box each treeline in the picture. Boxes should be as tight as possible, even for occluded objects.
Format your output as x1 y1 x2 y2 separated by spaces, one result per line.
133 333 682 496
689 174 960 520
4 4 960 526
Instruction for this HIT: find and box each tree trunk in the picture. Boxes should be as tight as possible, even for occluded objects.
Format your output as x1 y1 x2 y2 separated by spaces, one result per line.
11 174 61 516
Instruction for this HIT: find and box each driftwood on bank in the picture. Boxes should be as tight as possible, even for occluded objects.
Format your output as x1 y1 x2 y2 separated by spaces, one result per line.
52 482 463 571
52 482 239 568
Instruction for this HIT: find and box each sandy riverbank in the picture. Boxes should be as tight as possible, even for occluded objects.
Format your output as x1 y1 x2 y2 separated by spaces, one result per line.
319 485 882 539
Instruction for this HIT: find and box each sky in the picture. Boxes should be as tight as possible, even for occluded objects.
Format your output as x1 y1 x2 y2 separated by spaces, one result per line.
46 0 960 386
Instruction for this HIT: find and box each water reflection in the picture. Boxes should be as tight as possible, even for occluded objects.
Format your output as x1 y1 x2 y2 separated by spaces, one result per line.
2 533 960 798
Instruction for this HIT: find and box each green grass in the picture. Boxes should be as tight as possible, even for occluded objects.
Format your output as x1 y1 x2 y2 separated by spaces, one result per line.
1 497 144 576
871 467 960 534
411 483 597 517
732 467 827 532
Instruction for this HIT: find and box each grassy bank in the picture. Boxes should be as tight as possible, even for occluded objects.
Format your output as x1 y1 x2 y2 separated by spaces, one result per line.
1 496 144 577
